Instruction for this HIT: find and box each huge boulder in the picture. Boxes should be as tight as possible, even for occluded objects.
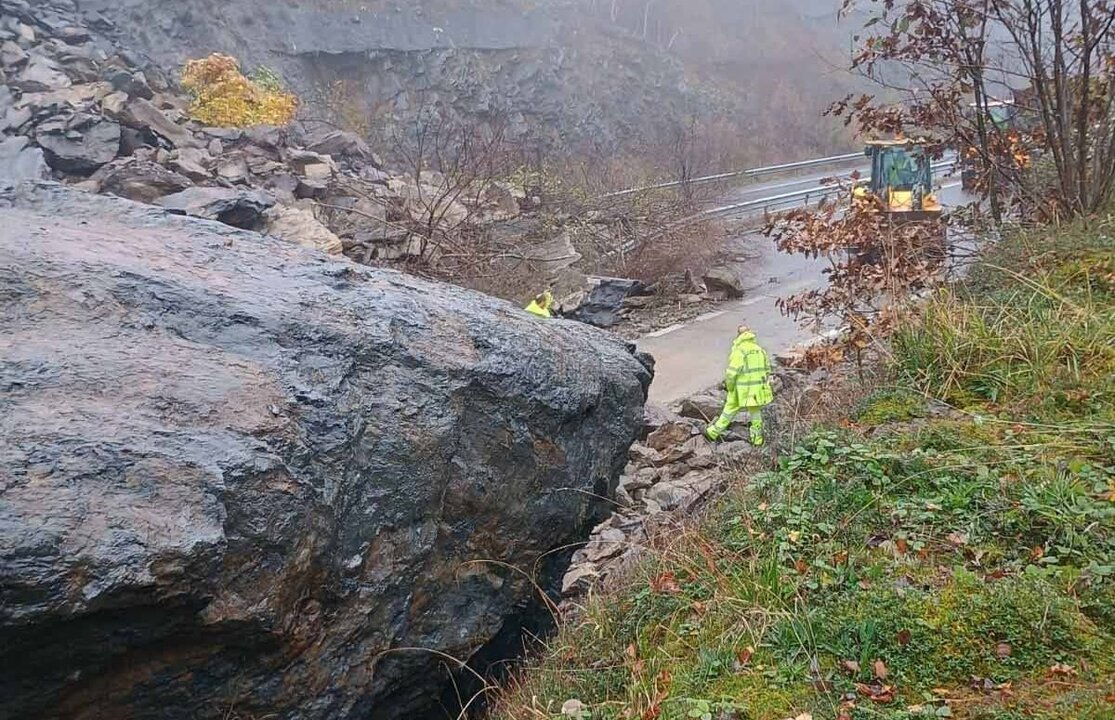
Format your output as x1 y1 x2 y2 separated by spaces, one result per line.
702 266 746 299
0 183 651 720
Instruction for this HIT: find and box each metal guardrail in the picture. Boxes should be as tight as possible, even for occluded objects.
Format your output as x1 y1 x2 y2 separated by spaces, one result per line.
701 159 956 219
602 152 864 198
608 158 958 257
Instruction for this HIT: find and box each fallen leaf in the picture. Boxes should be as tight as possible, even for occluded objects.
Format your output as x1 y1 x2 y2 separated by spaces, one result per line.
834 550 849 565
757 502 770 512
996 642 1012 658
1030 545 1045 561
1049 663 1077 677
855 682 895 703
897 629 911 647
874 659 889 680
947 531 969 546
896 538 909 554
841 659 861 674
794 558 809 574
737 646 754 665
650 572 680 595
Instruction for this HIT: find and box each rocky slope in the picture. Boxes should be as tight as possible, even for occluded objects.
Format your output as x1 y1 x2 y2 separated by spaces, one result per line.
68 0 857 166
0 182 652 719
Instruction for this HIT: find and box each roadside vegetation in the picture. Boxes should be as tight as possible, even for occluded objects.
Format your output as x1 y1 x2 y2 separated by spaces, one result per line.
493 210 1115 720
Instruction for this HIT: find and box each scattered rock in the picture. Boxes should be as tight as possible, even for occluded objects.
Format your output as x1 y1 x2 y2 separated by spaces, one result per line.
35 114 120 175
11 55 70 93
107 68 153 100
263 204 344 255
646 422 694 451
629 443 664 469
622 467 661 491
567 276 649 328
216 154 250 184
561 564 599 596
157 186 275 229
582 528 627 563
117 97 200 148
702 266 746 298
166 146 212 182
94 158 191 203
304 128 374 162
679 392 723 421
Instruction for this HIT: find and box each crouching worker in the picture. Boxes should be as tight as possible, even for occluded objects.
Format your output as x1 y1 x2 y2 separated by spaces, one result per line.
704 325 774 446
525 290 555 318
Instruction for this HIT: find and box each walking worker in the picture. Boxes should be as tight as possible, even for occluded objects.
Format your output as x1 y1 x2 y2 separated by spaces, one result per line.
705 325 774 446
524 290 555 318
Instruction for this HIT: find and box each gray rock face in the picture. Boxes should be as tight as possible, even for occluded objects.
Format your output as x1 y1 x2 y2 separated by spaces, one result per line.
157 186 275 229
0 183 651 720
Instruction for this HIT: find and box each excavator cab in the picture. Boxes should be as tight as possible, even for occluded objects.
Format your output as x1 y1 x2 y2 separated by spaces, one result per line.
854 140 943 224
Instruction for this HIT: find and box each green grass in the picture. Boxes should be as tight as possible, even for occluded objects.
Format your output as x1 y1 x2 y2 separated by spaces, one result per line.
493 214 1115 720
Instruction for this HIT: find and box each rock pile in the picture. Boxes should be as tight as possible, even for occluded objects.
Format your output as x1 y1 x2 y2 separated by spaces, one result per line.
0 0 530 263
561 403 767 597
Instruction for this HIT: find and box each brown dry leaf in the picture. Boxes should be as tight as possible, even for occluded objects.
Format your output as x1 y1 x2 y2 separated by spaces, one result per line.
895 538 909 554
650 572 681 595
855 682 895 703
897 629 911 647
874 659 889 680
947 531 969 546
996 642 1013 658
834 550 849 565
842 659 861 674
794 558 809 574
1030 545 1046 561
737 646 754 665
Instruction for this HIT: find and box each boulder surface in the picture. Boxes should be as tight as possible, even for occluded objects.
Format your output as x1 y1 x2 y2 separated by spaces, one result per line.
0 183 651 720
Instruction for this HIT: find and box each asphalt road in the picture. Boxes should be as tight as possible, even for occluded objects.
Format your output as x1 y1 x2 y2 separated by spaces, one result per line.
638 178 968 405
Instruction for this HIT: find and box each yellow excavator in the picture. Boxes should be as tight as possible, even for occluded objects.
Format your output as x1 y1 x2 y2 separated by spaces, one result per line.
853 139 943 224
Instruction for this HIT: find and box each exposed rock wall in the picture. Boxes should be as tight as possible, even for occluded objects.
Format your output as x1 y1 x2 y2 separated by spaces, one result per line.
0 182 652 719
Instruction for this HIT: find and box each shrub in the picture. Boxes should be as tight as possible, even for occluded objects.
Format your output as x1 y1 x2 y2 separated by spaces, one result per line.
181 54 298 128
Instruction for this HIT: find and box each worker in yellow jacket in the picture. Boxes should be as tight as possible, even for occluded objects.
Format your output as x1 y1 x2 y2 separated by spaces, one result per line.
705 325 774 446
524 290 554 318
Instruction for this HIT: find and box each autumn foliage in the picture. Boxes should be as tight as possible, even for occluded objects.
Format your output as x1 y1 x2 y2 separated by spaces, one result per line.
181 54 298 128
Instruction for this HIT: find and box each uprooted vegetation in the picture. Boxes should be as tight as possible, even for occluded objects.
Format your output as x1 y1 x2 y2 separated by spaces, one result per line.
494 212 1115 719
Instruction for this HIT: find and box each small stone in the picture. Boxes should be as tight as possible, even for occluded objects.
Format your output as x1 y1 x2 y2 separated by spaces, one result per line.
561 565 598 597
678 393 723 421
646 422 694 451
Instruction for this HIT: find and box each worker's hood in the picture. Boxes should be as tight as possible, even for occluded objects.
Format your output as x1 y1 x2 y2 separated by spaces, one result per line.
734 331 757 346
